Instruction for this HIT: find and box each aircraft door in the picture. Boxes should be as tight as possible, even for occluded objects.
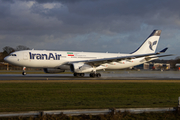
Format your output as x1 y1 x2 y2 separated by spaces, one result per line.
23 52 28 60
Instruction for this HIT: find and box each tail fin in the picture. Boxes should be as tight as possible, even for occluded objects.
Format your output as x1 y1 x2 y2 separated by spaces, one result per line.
131 30 161 54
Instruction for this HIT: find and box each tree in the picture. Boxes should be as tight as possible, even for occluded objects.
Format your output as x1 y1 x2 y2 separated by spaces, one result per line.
0 46 15 62
16 45 30 51
3 46 15 55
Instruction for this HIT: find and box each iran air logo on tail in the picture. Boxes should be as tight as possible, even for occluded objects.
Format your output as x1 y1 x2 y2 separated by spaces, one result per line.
148 41 157 51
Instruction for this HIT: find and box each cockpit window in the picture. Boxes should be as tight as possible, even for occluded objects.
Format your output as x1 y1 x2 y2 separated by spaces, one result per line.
10 54 17 56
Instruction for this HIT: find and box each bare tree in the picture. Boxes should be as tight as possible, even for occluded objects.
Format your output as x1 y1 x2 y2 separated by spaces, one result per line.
16 45 30 51
3 46 15 54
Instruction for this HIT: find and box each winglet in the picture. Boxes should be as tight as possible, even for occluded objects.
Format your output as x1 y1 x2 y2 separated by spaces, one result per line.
159 47 168 53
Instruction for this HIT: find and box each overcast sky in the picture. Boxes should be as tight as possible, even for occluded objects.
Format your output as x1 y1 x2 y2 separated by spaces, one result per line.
0 0 180 59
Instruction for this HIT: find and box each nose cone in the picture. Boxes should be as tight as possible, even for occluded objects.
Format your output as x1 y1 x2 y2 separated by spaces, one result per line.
4 56 10 62
4 55 20 66
4 56 16 65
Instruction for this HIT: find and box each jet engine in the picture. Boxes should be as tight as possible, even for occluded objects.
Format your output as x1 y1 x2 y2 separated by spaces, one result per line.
70 63 93 73
43 68 65 73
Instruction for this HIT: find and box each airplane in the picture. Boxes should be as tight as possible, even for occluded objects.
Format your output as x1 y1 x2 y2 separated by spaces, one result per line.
4 30 172 77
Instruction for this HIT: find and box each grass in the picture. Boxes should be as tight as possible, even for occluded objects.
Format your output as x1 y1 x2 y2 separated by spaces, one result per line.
0 80 180 112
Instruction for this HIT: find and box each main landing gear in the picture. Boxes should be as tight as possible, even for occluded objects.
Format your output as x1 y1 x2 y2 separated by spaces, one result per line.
22 67 26 75
73 73 101 77
89 73 101 77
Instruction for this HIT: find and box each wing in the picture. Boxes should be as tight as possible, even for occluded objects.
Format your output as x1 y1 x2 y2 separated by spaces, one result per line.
67 47 170 66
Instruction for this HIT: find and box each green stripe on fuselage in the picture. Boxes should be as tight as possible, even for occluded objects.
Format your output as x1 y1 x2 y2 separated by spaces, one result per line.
67 52 73 54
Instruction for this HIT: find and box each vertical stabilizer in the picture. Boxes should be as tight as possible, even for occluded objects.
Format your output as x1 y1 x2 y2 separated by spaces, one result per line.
131 30 161 54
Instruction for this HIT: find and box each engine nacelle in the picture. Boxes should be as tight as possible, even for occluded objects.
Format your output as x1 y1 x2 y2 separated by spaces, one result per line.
70 63 93 73
43 68 65 73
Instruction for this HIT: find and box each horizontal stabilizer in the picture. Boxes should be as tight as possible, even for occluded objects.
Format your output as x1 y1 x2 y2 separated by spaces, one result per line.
159 47 168 53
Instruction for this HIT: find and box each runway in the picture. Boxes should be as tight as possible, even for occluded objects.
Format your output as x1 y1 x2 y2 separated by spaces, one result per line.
1 71 180 80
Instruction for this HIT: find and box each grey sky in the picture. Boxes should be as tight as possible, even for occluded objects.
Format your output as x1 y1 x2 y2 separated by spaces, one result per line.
0 0 180 59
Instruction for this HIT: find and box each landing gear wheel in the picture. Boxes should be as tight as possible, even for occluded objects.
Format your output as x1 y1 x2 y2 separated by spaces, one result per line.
90 73 96 77
22 72 26 75
96 73 101 77
76 74 80 77
74 73 77 77
80 73 85 77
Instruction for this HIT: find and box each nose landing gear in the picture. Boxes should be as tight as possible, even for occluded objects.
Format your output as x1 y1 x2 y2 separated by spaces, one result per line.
22 67 26 75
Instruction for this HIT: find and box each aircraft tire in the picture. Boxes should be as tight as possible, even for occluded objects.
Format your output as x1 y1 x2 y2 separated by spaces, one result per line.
80 73 85 77
90 73 96 77
96 73 101 77
74 73 77 77
22 72 26 75
76 73 80 77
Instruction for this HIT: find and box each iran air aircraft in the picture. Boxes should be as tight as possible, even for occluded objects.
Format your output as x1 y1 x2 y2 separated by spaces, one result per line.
4 30 171 77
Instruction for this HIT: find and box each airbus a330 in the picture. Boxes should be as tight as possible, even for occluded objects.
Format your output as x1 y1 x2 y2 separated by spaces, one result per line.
4 30 172 77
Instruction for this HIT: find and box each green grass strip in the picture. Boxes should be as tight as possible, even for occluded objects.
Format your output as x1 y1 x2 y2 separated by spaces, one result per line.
0 82 180 112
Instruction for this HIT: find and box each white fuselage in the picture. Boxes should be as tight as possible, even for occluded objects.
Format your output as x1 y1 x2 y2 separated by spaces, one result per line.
5 50 148 71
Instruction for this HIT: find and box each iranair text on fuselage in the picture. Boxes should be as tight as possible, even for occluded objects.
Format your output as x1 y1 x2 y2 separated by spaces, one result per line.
29 52 62 60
